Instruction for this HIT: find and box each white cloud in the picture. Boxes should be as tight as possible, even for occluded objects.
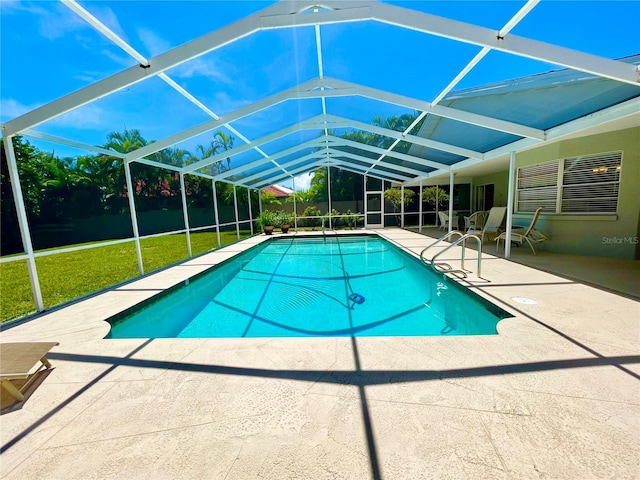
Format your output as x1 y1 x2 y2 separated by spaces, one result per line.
136 27 172 58
0 2 48 16
89 5 128 43
100 49 137 68
46 103 111 130
172 57 235 85
0 98 39 122
210 90 251 115
293 172 313 191
37 4 87 40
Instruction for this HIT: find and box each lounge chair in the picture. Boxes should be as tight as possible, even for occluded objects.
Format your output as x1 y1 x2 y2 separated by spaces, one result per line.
496 207 550 255
464 211 487 232
0 342 59 401
466 206 506 242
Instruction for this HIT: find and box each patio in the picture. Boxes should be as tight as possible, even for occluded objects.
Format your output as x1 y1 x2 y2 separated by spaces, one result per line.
409 226 640 300
1 229 638 479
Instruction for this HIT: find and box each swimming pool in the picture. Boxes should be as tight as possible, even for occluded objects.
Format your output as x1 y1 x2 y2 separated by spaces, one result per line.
107 235 510 338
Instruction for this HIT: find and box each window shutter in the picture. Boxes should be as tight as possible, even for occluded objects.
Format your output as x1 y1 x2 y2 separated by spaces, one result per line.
516 162 558 212
561 152 621 213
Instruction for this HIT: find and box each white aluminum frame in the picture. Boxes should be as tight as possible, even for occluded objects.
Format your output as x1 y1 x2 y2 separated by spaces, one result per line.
2 0 638 316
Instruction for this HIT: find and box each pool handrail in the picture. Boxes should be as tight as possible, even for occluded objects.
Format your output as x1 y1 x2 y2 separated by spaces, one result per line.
420 231 483 278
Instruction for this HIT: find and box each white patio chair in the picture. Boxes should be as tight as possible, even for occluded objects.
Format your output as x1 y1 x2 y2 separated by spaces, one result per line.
466 207 506 242
464 211 487 232
437 211 451 230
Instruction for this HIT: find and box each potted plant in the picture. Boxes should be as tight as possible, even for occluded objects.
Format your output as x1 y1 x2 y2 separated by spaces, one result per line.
257 210 275 235
274 210 292 234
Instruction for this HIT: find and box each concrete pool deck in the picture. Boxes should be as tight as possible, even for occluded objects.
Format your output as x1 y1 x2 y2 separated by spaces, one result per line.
1 228 638 479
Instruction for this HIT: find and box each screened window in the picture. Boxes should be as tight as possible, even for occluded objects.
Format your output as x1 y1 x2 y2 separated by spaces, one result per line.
516 151 622 214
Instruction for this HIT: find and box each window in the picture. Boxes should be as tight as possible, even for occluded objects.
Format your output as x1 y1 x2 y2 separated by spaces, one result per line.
516 151 622 214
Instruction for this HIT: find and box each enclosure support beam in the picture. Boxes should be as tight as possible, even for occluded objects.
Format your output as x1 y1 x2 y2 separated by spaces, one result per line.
233 185 240 241
292 179 298 231
448 169 454 233
431 0 539 106
247 189 254 236
419 180 423 233
3 135 44 312
256 156 411 189
364 175 369 228
435 187 439 228
382 180 387 227
124 160 144 275
179 173 192 257
327 166 333 229
400 185 405 228
212 180 221 248
505 152 516 259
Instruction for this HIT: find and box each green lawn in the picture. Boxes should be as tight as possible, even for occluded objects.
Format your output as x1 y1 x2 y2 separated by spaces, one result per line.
0 230 251 323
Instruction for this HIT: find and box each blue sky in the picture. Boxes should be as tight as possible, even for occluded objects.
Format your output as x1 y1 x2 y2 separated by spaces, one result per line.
1 0 639 190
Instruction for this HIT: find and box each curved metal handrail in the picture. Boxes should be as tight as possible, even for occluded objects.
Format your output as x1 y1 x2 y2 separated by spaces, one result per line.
419 230 465 263
420 231 483 278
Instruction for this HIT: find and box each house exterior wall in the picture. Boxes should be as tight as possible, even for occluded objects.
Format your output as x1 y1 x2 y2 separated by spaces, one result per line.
470 171 509 209
512 126 639 259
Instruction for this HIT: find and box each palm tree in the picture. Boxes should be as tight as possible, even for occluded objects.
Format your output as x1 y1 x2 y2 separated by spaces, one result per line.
194 130 235 176
213 130 234 171
104 128 148 154
40 156 93 222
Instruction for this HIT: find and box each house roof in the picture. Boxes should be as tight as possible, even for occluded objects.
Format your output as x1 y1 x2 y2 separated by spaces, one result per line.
2 1 639 190
263 185 294 197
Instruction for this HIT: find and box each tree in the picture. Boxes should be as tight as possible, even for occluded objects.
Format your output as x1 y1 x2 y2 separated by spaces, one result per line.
0 136 48 253
421 186 449 209
308 167 328 201
39 155 94 222
192 130 235 176
285 189 316 204
104 128 147 153
72 153 129 214
384 187 415 225
261 190 282 205
308 112 422 203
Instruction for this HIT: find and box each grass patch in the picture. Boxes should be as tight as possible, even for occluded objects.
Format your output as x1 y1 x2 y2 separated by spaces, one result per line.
0 230 250 323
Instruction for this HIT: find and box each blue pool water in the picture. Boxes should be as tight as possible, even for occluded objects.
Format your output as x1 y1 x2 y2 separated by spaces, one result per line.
107 235 510 338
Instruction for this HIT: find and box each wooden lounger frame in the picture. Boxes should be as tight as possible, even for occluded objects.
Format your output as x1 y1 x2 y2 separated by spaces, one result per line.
0 342 59 401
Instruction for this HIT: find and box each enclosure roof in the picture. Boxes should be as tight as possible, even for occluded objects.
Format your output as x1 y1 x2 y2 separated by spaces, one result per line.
1 1 639 189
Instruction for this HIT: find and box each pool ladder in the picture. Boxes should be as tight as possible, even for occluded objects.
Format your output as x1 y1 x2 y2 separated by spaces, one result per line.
420 231 483 278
